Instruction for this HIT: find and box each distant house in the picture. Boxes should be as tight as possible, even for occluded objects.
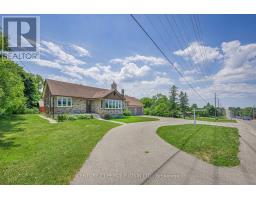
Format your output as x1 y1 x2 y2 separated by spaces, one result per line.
43 79 143 118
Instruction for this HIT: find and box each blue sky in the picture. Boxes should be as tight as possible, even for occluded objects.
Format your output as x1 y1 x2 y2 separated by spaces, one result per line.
1 14 256 107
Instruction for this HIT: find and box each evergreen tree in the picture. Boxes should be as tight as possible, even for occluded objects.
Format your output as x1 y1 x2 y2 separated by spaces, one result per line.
169 85 178 117
179 91 189 118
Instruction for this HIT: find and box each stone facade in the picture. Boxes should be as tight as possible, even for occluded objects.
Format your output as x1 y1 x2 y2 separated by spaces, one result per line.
43 85 51 115
54 97 87 114
91 99 123 116
44 93 124 117
43 81 130 117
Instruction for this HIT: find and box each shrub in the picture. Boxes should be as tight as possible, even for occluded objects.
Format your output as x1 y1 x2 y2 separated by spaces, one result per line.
100 110 112 120
67 115 76 120
23 107 39 114
57 114 93 122
57 114 68 122
103 113 111 120
123 109 132 116
144 107 151 115
77 114 93 120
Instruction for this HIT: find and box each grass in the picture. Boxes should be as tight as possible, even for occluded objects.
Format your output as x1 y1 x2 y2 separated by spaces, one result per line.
186 116 237 123
157 124 240 167
110 116 159 123
0 114 119 184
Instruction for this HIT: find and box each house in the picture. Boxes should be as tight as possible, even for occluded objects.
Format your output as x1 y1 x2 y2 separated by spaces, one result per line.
124 96 144 115
43 79 143 118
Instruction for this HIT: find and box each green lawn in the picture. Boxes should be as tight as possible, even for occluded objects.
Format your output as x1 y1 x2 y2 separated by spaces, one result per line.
111 116 159 123
0 114 119 184
157 124 240 167
186 116 237 123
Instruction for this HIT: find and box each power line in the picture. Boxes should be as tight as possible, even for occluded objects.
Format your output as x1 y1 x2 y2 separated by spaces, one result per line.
130 14 208 104
165 15 210 88
164 16 202 79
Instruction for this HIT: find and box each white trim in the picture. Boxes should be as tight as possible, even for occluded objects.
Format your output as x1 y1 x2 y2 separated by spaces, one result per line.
57 96 73 107
101 99 123 109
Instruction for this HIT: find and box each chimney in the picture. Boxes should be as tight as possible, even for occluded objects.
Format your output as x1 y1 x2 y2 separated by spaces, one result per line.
121 89 124 96
111 81 117 90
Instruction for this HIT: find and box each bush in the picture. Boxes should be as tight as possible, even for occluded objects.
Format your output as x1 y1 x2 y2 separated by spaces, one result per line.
100 110 112 120
103 113 111 120
57 114 93 122
67 115 77 120
123 109 132 116
77 114 93 119
144 107 151 115
23 107 39 114
57 114 68 122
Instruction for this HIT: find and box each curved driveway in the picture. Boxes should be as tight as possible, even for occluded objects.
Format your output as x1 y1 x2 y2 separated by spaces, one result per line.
71 117 256 184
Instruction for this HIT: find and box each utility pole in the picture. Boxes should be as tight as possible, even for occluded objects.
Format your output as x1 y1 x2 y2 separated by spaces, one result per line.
253 105 255 120
214 93 217 120
217 98 220 118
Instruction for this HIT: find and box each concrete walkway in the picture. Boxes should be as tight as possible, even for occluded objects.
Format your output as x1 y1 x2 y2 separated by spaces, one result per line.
39 114 57 123
71 117 256 184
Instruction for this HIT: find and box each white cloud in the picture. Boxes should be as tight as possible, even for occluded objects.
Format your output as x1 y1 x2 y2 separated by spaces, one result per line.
33 59 62 69
62 62 151 83
122 76 173 98
213 40 256 83
141 76 173 87
174 42 222 64
70 44 91 57
41 40 86 65
173 40 256 106
111 54 167 66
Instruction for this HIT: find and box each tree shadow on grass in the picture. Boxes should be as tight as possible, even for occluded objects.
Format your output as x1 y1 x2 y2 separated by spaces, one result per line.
0 115 25 149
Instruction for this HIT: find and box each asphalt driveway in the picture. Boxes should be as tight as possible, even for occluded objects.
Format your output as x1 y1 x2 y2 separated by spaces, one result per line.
71 117 256 184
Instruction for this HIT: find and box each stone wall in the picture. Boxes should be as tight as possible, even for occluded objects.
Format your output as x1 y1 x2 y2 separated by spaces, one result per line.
91 99 123 116
53 97 87 114
44 93 124 117
43 85 52 116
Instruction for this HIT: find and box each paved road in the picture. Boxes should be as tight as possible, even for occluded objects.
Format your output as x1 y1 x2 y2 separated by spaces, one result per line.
71 117 256 185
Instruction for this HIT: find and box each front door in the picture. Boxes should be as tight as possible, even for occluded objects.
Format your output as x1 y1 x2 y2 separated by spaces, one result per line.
86 100 92 113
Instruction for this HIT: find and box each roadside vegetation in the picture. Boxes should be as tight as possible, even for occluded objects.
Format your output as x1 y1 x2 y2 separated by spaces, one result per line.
229 107 255 120
110 116 159 123
141 85 227 121
186 116 237 123
1 33 43 116
157 124 240 167
0 114 119 184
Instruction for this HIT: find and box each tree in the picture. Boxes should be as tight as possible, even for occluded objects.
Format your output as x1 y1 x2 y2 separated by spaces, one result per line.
191 103 198 109
0 58 26 114
0 31 10 52
169 85 178 116
20 72 44 108
203 103 215 117
179 91 189 118
141 97 154 108
151 94 171 117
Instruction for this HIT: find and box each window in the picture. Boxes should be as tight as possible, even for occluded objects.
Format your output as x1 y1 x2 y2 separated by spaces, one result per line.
101 99 123 109
67 98 72 106
57 98 62 107
57 97 72 107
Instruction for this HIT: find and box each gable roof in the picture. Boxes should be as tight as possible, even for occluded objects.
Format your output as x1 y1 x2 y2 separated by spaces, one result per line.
125 95 143 107
45 79 125 99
